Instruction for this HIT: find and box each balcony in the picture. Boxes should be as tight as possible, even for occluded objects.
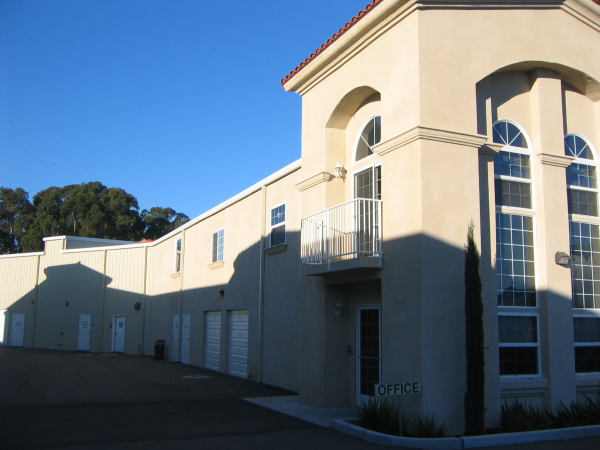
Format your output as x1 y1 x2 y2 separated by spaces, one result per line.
300 199 383 275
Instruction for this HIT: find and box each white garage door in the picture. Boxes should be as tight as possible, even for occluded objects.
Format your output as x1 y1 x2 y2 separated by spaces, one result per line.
228 310 248 378
205 312 221 371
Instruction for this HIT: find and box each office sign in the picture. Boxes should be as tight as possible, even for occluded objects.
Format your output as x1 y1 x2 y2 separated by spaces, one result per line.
374 382 422 397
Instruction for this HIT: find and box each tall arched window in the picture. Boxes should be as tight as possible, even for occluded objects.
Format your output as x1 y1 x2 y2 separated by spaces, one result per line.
565 133 598 217
566 134 600 373
493 120 539 376
354 115 381 163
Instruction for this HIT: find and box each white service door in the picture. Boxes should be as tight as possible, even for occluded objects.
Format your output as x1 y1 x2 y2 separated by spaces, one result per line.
112 316 126 353
172 315 180 361
77 314 91 351
205 312 221 371
10 313 25 347
181 314 190 365
228 310 248 378
0 310 8 346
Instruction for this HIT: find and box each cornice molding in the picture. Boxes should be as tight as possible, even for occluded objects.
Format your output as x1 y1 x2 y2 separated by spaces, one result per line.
479 142 504 156
373 126 488 156
295 172 334 191
537 153 575 167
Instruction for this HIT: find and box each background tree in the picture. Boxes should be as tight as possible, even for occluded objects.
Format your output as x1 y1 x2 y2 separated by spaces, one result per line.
0 187 34 253
6 182 189 253
464 221 486 435
141 207 190 240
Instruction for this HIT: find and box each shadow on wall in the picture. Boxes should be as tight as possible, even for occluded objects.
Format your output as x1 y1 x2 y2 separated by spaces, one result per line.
2 222 582 429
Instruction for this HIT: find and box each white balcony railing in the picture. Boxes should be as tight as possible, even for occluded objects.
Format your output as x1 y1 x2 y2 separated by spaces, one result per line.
301 199 383 266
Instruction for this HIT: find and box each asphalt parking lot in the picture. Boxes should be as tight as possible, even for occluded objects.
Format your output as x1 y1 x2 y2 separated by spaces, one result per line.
2 347 600 450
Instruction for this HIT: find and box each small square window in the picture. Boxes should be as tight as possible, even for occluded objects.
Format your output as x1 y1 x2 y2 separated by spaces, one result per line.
270 204 286 247
212 229 224 263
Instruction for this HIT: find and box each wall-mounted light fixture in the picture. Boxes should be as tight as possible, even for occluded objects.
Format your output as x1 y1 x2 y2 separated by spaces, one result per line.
334 302 344 318
555 252 570 266
134 302 141 311
334 162 344 179
217 289 225 297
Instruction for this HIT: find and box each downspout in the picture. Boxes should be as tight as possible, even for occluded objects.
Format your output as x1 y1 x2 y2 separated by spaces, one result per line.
258 185 267 383
139 245 148 355
99 249 107 352
177 230 186 361
31 254 41 348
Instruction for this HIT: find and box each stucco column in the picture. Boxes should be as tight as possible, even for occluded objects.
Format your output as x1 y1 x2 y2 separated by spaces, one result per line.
530 69 576 409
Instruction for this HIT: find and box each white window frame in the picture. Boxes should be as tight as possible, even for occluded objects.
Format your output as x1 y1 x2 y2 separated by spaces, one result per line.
566 133 599 218
496 212 538 309
352 114 381 165
174 238 182 273
493 119 535 213
352 161 382 201
573 312 600 375
356 304 382 401
498 312 541 378
269 202 286 247
212 229 224 263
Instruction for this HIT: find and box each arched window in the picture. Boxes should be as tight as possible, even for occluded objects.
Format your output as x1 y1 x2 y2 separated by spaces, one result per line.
565 134 598 217
354 115 381 162
493 120 538 375
493 120 532 209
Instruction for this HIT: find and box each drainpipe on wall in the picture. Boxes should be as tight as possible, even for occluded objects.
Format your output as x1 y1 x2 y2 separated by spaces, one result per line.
139 245 148 355
99 249 107 352
258 185 267 383
177 230 186 361
31 254 42 348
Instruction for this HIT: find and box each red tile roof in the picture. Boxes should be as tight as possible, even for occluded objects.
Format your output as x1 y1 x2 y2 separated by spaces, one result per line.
281 0 383 88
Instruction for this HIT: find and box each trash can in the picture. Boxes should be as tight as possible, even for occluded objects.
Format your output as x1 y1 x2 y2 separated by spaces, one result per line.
154 339 166 360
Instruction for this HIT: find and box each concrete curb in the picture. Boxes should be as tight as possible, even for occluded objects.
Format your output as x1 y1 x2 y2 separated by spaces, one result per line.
331 418 600 449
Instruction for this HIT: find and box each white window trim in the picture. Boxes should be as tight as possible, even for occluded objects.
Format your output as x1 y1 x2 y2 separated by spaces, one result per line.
493 120 535 212
212 229 224 263
351 161 382 200
569 220 600 311
269 202 286 248
174 238 182 273
496 212 539 310
573 312 600 375
566 133 599 218
352 114 381 165
498 312 541 378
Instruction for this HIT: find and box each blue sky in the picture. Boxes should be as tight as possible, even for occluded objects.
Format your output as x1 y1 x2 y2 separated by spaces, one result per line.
0 0 370 219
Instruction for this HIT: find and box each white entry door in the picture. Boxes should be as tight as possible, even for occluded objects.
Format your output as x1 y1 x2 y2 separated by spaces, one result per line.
77 315 91 351
356 306 381 401
228 310 248 378
10 313 25 347
172 315 180 361
0 310 8 346
181 314 190 365
205 312 221 371
112 316 126 353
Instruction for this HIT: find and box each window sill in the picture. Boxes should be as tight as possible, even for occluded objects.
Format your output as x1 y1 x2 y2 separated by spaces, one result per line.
500 377 547 393
208 261 224 270
575 374 600 385
265 243 287 256
171 272 181 279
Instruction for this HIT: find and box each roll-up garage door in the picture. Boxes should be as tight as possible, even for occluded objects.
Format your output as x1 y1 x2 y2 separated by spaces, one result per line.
228 310 248 378
205 312 221 371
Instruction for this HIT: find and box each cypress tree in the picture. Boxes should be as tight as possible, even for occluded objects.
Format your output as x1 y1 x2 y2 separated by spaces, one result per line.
464 221 485 435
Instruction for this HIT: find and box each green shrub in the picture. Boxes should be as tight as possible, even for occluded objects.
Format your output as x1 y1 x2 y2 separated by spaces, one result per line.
546 395 600 428
410 411 451 438
353 397 411 436
500 399 551 432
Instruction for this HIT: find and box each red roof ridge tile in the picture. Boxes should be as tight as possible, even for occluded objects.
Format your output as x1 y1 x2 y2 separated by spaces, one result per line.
281 0 383 88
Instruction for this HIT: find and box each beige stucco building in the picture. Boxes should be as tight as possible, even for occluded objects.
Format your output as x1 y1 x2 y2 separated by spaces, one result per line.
2 0 600 433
